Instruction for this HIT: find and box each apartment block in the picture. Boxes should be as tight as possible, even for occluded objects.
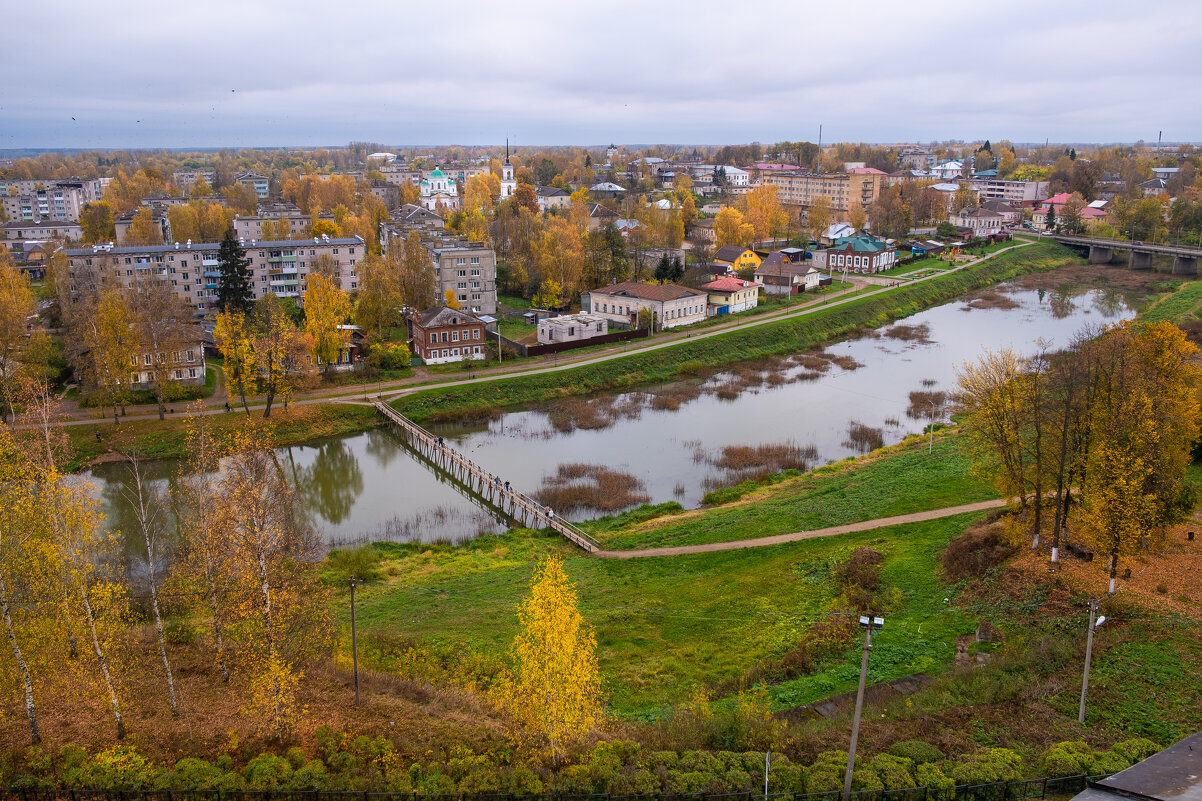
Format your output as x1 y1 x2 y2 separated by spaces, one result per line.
61 235 366 315
173 170 216 191
966 178 1050 205
760 171 883 213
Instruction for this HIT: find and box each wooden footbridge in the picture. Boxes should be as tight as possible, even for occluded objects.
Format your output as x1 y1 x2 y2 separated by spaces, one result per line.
374 402 600 553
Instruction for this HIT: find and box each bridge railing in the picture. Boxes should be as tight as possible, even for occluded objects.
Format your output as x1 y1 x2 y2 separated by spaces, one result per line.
374 402 600 553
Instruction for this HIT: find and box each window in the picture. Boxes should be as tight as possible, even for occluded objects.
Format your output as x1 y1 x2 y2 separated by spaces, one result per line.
472 329 480 340
333 249 339 254
456 257 466 265
452 330 460 342
349 248 355 254
470 256 480 265
441 331 448 343
458 269 466 277
458 294 467 302
470 269 480 276
144 354 152 366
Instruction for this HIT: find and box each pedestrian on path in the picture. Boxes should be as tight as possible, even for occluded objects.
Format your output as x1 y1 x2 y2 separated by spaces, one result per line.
224 401 231 412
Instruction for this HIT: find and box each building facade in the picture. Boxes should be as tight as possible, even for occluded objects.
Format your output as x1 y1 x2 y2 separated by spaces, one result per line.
583 281 707 330
815 235 898 274
761 171 883 213
62 235 366 315
419 167 460 211
701 277 761 315
967 178 1049 204
409 307 487 365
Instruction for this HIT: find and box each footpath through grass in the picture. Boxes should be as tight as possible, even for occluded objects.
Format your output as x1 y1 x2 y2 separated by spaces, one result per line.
395 241 1078 423
1141 278 1202 324
592 433 998 550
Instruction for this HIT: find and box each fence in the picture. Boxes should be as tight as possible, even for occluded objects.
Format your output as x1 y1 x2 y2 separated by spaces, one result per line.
0 774 1112 801
497 328 650 359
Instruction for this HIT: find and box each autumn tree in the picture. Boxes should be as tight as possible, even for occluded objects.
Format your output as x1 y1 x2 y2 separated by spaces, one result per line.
746 184 789 242
1059 192 1088 235
498 555 604 763
353 252 403 335
123 208 163 245
714 207 755 249
0 257 35 422
806 196 832 240
129 278 196 420
399 232 437 310
123 457 178 716
534 216 584 299
80 202 116 243
304 273 351 373
214 308 257 412
213 429 328 739
955 349 1031 519
848 202 868 232
216 228 254 312
254 293 311 418
91 287 140 423
1079 322 1201 592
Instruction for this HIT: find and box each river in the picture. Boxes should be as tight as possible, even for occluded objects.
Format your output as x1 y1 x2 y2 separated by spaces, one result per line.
87 281 1134 551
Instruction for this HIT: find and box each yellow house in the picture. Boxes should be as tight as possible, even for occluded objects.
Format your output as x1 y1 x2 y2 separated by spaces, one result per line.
701 276 761 316
712 245 764 274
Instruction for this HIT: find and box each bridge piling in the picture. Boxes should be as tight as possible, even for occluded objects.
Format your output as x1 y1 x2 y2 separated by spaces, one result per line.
1088 245 1113 264
1129 251 1153 270
1173 256 1198 276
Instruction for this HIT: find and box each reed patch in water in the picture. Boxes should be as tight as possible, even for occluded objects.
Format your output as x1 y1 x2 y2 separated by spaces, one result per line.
843 421 884 453
884 322 934 343
533 463 650 513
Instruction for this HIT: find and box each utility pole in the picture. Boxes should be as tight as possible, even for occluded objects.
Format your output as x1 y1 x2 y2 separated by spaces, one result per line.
350 576 360 706
844 615 884 800
1078 599 1105 724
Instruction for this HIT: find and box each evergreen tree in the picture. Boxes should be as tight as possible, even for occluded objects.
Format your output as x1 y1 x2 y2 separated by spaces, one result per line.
216 228 254 313
1046 204 1057 232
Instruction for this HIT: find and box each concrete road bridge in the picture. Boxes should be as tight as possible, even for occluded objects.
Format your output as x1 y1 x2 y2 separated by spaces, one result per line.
1053 234 1201 274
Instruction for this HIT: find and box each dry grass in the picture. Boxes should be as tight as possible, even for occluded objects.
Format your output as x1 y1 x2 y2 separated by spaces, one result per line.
883 322 934 343
547 396 621 432
649 381 704 411
533 463 650 513
703 442 819 487
906 390 948 420
962 290 1021 310
843 420 885 453
827 354 865 370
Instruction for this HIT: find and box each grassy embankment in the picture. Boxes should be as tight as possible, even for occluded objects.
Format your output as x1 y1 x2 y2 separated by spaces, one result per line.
344 423 1202 752
348 432 992 716
1140 278 1202 324
64 403 379 471
395 241 1080 423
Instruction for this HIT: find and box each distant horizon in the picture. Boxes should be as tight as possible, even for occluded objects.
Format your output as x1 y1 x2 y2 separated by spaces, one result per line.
3 139 1198 160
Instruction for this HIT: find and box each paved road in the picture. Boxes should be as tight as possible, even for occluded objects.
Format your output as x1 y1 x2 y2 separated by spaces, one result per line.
34 240 1034 429
596 498 1007 558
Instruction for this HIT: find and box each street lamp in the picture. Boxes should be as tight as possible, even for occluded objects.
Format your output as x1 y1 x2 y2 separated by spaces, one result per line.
844 615 884 800
1078 599 1106 724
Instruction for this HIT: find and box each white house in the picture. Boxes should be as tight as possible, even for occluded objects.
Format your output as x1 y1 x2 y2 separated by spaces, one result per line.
584 281 707 330
537 313 609 345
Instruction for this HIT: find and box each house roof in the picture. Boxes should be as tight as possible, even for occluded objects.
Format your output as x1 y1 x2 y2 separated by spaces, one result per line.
1071 732 1202 801
590 182 626 192
823 222 856 239
713 245 751 262
929 182 961 192
981 199 1020 214
847 167 887 175
536 186 570 197
413 306 485 329
755 259 812 278
828 234 893 253
588 203 618 218
591 281 705 302
954 207 1001 219
702 277 762 292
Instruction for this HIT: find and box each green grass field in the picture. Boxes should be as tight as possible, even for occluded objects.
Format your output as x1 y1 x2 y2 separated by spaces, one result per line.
1140 278 1202 323
593 434 998 550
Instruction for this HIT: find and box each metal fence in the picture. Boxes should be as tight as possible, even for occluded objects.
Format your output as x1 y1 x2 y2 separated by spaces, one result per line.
1 775 1110 801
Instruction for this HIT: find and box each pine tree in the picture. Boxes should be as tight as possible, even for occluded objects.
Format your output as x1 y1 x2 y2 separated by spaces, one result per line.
216 228 254 312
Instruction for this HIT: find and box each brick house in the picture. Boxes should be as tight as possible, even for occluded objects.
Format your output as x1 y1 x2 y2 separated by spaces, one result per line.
408 307 488 365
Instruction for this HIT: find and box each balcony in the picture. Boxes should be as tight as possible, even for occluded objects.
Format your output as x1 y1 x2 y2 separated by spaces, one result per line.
203 270 220 278
201 258 219 267
267 255 297 263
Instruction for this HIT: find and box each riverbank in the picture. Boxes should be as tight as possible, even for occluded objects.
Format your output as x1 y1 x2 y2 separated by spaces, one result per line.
393 241 1083 423
63 403 379 471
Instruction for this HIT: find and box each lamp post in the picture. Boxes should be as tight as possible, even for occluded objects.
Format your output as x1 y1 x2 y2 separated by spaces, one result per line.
844 615 884 800
1078 599 1105 724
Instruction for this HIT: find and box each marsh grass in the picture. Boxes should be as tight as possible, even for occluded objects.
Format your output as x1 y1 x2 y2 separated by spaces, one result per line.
962 290 1021 311
704 442 820 487
884 322 934 343
534 463 650 513
843 420 885 453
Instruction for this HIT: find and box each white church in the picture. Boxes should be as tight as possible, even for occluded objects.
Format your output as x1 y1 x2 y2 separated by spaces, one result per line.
419 167 460 211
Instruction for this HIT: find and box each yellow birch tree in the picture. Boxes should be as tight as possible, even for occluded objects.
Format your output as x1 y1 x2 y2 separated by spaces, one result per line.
304 274 350 374
498 555 604 763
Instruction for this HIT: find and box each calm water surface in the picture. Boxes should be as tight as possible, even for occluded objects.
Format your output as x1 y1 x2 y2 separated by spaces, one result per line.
87 283 1133 548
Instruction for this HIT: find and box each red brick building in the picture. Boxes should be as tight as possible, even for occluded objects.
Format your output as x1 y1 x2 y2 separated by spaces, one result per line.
408 307 487 365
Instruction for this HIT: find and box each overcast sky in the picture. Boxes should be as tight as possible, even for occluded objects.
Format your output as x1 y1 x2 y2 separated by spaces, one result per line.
3 0 1199 151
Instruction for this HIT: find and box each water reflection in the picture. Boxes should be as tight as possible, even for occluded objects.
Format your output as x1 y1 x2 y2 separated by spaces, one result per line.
86 283 1134 546
283 439 364 525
